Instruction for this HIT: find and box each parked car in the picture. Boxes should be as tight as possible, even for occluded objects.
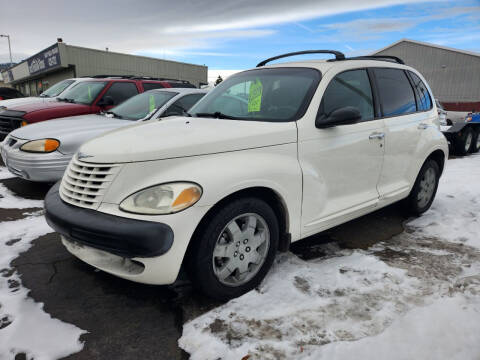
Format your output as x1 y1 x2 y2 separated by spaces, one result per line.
0 88 206 182
0 78 93 109
45 51 448 300
436 99 448 125
0 76 196 140
0 87 24 100
440 108 480 155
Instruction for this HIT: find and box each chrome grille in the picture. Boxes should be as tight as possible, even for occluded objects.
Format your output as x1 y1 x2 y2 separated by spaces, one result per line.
60 157 121 210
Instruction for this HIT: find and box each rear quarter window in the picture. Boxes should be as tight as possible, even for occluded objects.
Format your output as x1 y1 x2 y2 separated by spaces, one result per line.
408 71 432 111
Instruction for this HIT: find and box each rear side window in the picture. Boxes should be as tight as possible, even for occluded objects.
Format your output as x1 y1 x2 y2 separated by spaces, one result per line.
408 71 432 111
143 82 166 91
373 68 416 117
103 82 139 105
320 69 374 122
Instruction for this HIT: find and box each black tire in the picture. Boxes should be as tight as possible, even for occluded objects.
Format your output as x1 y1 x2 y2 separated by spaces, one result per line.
470 129 480 153
186 197 279 301
406 159 440 216
454 127 473 156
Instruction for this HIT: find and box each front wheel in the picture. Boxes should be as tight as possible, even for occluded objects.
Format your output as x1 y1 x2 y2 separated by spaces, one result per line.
406 159 440 216
187 198 279 300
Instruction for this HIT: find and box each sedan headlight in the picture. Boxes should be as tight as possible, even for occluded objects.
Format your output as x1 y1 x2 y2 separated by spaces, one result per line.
20 139 60 153
120 182 202 214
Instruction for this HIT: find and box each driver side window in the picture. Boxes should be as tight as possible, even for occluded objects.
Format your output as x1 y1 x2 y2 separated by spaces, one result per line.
320 69 374 122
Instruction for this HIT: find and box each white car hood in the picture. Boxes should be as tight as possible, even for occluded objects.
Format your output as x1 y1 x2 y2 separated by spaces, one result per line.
78 116 297 163
0 96 53 108
11 114 131 140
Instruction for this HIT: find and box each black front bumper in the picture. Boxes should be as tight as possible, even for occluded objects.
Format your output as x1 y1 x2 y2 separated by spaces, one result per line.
45 182 174 258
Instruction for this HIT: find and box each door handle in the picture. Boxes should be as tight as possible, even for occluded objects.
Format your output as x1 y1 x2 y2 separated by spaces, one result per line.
418 123 429 130
369 132 385 140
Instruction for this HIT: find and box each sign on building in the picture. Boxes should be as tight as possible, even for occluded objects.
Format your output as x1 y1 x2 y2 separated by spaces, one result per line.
27 44 61 75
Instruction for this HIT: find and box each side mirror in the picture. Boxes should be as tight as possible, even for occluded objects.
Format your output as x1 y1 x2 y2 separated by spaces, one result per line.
98 96 114 107
315 106 362 129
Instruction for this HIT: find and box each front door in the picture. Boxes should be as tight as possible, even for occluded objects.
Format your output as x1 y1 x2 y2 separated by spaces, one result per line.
298 68 385 236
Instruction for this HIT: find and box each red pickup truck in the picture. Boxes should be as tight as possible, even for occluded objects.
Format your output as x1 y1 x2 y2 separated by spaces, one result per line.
0 76 195 140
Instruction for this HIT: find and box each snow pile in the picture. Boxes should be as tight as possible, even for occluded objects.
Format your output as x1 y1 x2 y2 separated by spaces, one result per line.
180 154 480 360
0 172 85 359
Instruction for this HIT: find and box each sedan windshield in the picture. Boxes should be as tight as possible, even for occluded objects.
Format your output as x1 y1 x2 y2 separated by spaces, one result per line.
189 68 321 122
40 79 75 98
105 90 178 120
58 81 107 105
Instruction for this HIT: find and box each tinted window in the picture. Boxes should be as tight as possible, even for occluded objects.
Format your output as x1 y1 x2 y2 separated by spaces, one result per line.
189 68 320 122
409 71 432 111
164 94 205 116
143 82 166 91
319 69 374 122
102 82 139 105
374 68 416 117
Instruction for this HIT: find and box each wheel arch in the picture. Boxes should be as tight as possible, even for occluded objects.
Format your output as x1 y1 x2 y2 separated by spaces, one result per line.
426 149 446 176
184 186 291 266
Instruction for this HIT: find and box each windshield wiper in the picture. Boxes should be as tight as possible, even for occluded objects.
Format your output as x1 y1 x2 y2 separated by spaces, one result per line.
195 112 240 120
104 111 124 119
57 97 75 103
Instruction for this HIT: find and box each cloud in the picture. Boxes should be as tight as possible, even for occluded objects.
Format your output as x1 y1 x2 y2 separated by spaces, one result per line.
0 0 431 62
308 4 479 43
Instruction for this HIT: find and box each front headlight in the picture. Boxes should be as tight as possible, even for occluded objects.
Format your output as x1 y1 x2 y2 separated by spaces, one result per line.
119 182 202 215
20 139 60 153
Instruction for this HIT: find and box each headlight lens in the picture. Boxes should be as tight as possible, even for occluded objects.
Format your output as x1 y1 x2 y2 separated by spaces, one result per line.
20 139 60 153
466 116 472 122
119 182 202 214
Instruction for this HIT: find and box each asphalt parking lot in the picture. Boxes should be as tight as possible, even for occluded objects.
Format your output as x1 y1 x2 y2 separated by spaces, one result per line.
0 160 409 359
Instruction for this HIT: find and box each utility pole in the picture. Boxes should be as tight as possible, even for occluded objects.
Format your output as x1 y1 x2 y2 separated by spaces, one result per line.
0 34 12 64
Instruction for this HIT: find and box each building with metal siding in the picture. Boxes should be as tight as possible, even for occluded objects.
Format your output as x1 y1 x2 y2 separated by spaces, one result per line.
373 39 480 111
0 41 207 95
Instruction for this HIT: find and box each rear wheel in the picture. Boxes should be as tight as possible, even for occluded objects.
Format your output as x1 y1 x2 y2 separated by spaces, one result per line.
470 129 480 153
454 127 473 156
406 159 440 216
187 197 279 300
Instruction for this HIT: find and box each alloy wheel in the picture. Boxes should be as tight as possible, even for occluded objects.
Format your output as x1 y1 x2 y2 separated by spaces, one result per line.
417 167 436 208
212 213 270 287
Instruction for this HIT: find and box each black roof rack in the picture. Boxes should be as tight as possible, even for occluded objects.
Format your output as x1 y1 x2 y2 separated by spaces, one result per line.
256 50 346 67
329 55 405 64
81 75 192 83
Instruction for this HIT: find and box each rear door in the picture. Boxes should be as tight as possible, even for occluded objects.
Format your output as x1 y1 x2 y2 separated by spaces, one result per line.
298 68 385 236
373 68 430 200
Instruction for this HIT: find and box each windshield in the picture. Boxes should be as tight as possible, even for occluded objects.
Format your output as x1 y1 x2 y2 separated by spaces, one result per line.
189 68 321 122
58 81 107 105
40 79 76 97
106 90 178 120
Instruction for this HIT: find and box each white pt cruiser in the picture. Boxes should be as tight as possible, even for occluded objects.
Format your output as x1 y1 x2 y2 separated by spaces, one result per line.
45 51 448 300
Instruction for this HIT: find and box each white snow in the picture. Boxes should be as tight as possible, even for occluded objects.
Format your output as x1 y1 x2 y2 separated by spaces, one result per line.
0 166 14 180
0 183 44 209
0 170 85 359
180 154 480 360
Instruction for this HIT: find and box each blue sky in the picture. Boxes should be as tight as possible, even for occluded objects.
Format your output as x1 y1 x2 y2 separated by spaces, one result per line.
138 0 480 72
2 0 479 80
